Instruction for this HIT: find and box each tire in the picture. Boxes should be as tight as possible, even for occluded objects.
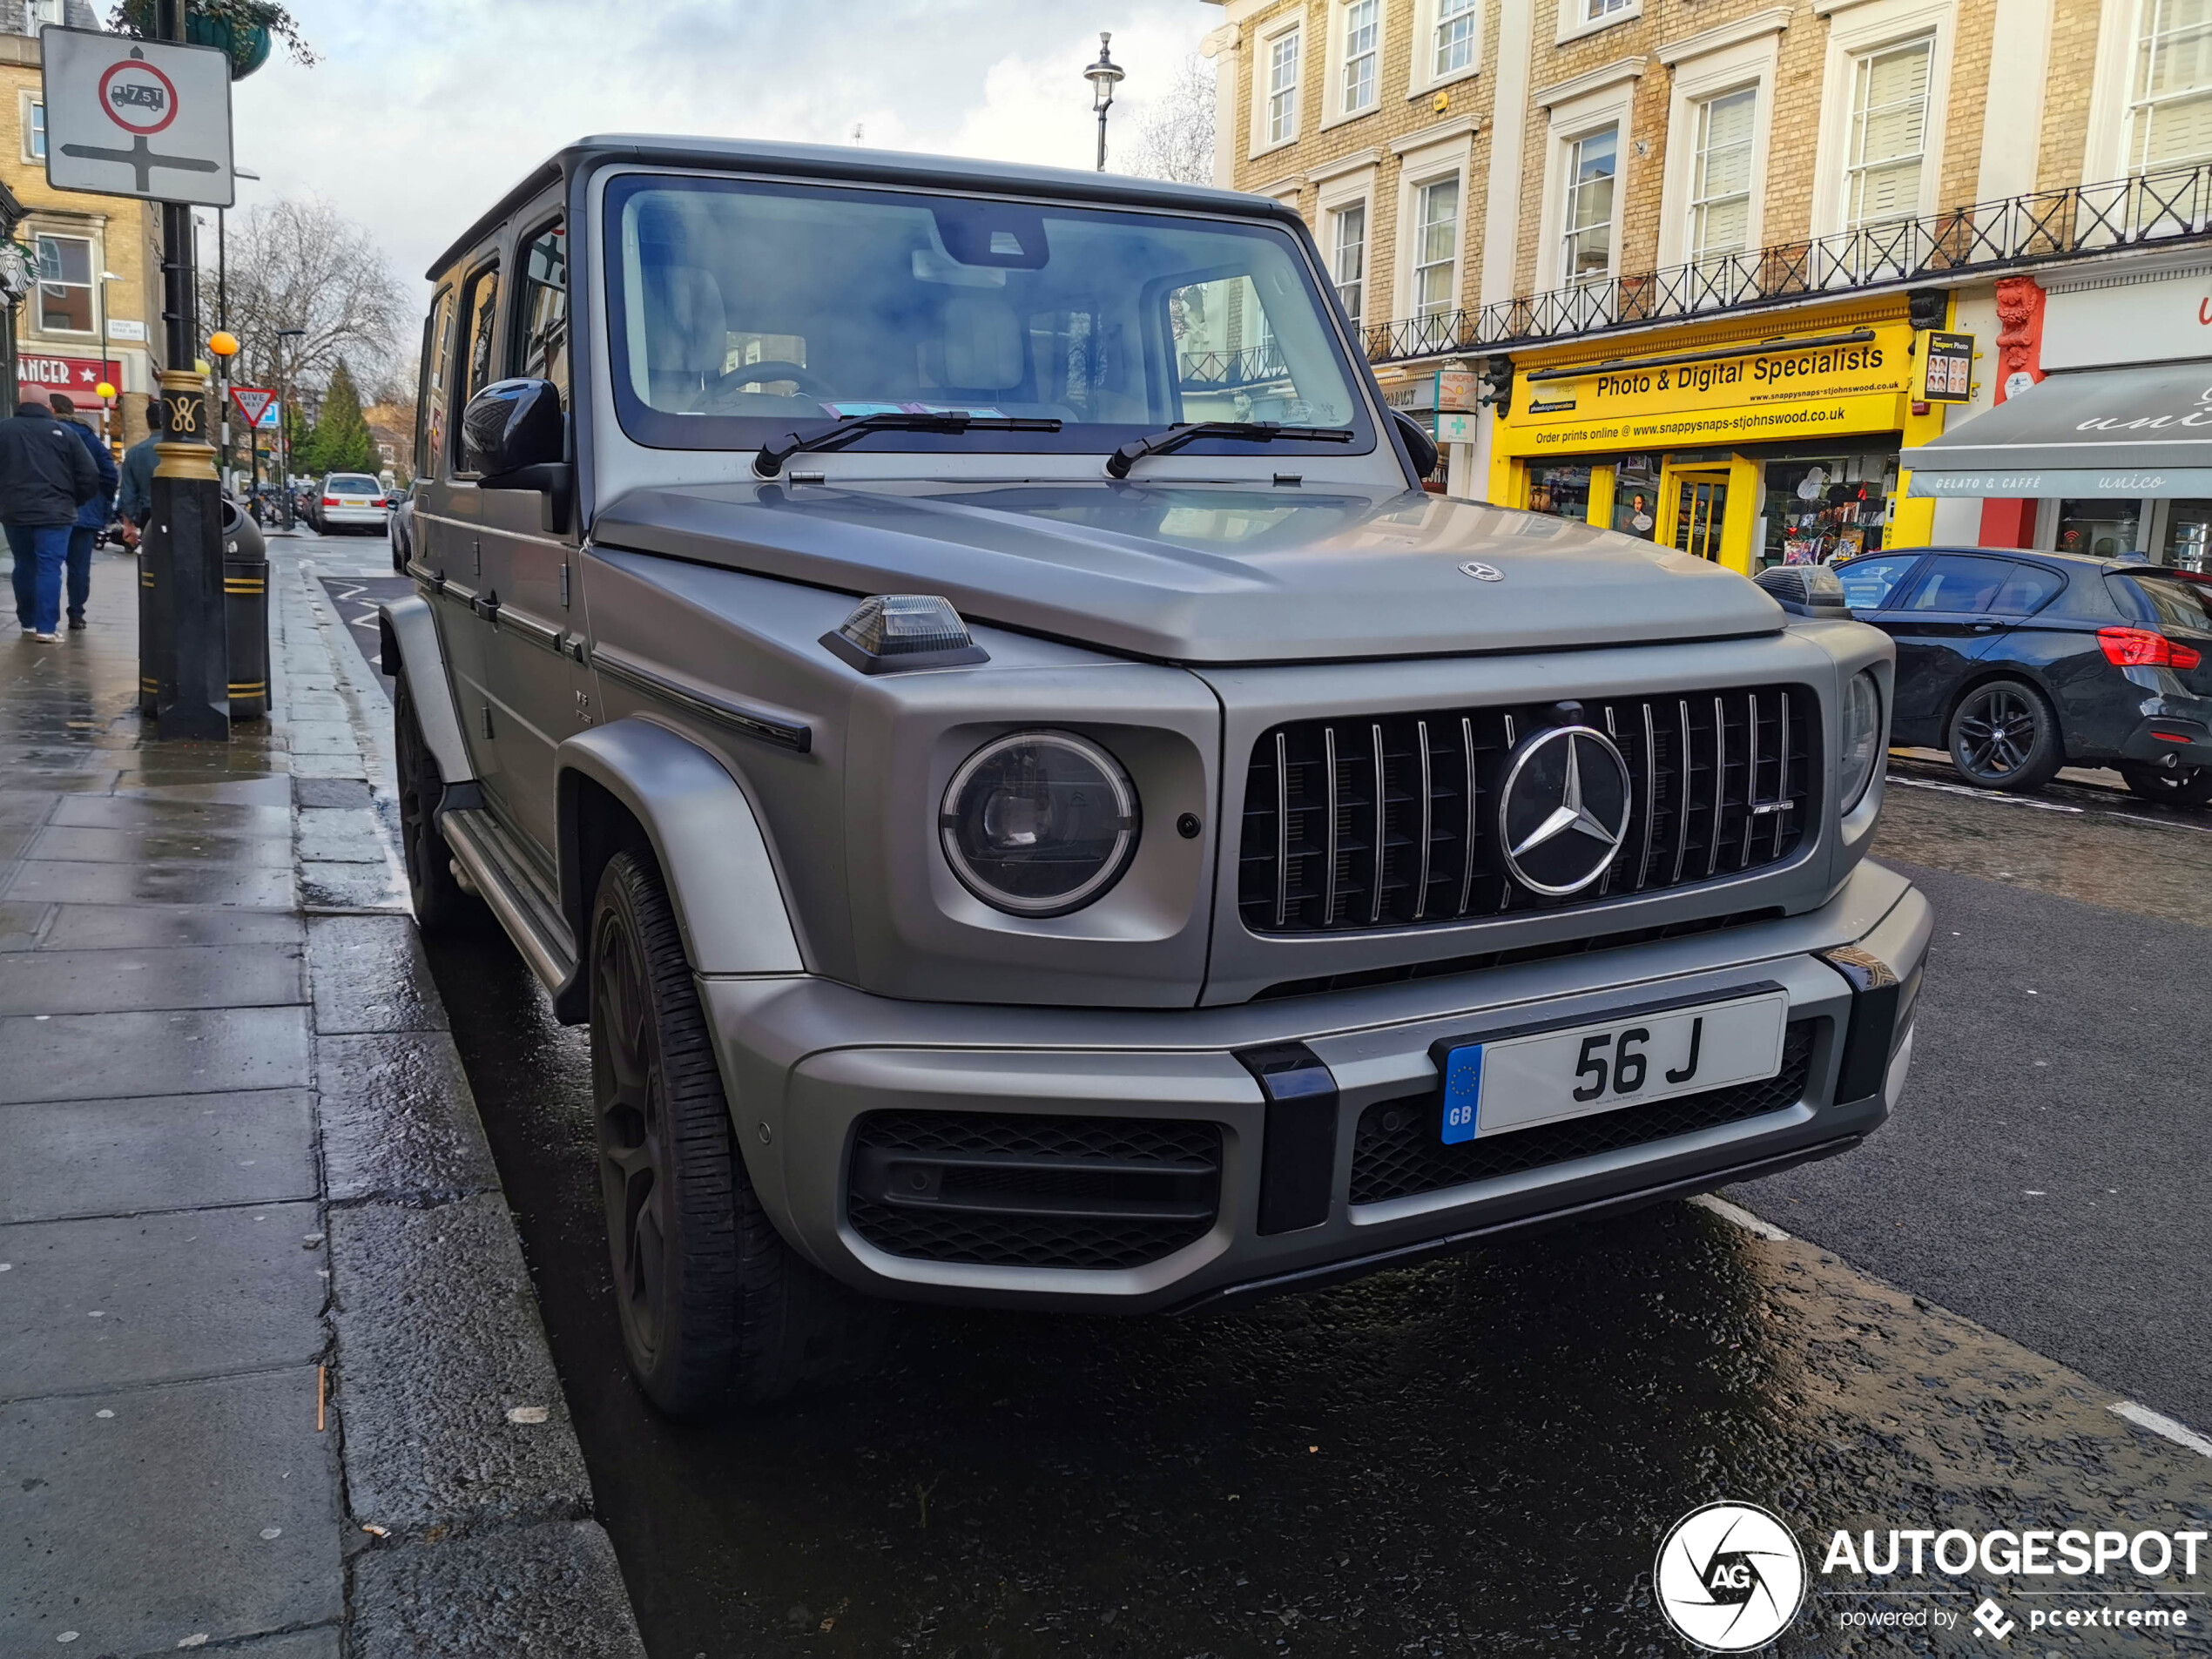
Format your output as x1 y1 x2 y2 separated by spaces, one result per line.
590 848 881 1415
393 667 483 934
2117 760 2212 807
1947 678 2064 792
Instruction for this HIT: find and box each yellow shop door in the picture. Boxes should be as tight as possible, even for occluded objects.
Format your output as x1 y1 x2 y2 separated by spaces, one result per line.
1670 469 1730 563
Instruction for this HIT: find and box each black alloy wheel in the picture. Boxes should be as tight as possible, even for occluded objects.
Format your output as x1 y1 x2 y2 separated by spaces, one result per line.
1948 679 2063 792
2117 760 2212 807
394 669 482 934
588 848 885 1416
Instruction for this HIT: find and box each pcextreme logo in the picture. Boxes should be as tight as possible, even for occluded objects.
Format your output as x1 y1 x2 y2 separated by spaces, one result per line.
1655 1502 1808 1651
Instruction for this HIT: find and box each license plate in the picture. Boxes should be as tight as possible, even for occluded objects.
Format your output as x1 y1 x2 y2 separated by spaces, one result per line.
1438 989 1790 1145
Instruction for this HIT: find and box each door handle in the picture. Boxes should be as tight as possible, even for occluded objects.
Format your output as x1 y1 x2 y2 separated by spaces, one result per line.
1971 622 1996 633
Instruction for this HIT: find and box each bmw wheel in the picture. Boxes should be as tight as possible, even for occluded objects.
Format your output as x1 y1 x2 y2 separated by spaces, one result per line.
1948 679 2063 792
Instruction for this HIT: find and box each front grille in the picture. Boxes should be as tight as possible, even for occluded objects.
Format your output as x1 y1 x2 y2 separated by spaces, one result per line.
1347 1019 1819 1205
1238 685 1817 934
846 1110 1222 1270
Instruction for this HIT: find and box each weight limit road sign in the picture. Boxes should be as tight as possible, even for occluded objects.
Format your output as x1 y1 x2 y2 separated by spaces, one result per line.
41 27 233 206
230 387 276 427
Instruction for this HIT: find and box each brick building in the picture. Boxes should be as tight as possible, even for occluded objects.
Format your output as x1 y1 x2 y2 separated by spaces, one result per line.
1201 0 2212 574
0 0 166 446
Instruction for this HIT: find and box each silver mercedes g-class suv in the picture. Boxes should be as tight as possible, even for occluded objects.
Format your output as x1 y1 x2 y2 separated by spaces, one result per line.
382 137 1929 1415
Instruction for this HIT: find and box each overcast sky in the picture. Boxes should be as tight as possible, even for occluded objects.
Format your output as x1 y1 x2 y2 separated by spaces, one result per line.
227 0 1213 300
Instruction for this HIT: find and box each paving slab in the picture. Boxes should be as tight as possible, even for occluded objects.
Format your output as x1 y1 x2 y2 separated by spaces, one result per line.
0 1005 311 1103
0 1367 342 1655
327 1196 589 1533
35 902 303 950
0 1089 318 1224
308 916 448 1035
0 899 46 950
50 793 292 835
1 857 296 908
349 1521 643 1659
113 775 295 808
293 777 373 808
300 860 406 911
0 943 305 1015
288 752 371 780
0 1199 326 1396
25 821 297 866
319 1033 492 1202
283 720 364 757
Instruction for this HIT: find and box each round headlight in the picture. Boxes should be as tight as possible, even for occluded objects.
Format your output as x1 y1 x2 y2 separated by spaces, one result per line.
1839 669 1883 813
940 732 1140 916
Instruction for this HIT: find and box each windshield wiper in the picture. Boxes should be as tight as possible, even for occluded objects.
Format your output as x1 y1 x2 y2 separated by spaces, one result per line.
753 411 1062 478
1105 421 1358 479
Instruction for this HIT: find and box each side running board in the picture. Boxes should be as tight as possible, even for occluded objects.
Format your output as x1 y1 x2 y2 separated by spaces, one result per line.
440 807 577 995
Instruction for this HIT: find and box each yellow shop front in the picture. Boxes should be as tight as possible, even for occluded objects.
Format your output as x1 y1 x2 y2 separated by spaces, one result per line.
1485 303 1947 574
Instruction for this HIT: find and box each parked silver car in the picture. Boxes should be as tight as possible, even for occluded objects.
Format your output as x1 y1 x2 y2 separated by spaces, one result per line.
307 471 388 534
381 138 1929 1415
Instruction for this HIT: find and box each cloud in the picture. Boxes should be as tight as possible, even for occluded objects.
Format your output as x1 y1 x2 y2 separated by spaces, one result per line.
226 0 1211 306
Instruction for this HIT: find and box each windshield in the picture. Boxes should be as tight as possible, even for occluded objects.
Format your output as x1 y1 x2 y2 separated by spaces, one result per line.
604 172 1373 460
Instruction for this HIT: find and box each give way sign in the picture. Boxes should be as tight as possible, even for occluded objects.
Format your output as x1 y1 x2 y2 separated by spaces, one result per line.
40 27 233 207
230 387 277 428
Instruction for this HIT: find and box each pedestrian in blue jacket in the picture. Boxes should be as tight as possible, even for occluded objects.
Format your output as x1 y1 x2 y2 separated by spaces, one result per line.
1 391 102 641
49 393 118 631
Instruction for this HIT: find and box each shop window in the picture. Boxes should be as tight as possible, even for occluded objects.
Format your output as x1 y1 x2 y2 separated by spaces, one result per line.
1844 37 1932 227
1265 27 1301 145
35 233 93 334
1612 457 1661 538
2055 499 2144 559
2129 0 2212 177
1561 128 1618 285
1527 462 1593 521
1332 204 1366 332
1340 0 1380 116
1435 0 1480 78
1764 455 1897 565
1689 89 1756 263
2161 498 2212 570
1413 178 1460 317
1835 554 1919 610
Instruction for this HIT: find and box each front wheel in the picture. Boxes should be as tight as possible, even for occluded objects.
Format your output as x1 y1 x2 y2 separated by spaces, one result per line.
590 848 881 1415
2117 760 2212 807
1948 679 2063 792
394 668 483 934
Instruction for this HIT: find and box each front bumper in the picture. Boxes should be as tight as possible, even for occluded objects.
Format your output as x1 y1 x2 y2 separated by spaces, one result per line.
702 860 1931 1312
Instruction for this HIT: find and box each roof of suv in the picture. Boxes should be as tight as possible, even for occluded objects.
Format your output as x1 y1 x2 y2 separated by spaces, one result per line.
428 134 1295 281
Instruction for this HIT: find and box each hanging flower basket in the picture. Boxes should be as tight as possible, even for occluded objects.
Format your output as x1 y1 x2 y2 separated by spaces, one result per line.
109 1 313 78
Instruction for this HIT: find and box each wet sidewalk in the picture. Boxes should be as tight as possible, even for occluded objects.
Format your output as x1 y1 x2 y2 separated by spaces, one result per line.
0 538 643 1656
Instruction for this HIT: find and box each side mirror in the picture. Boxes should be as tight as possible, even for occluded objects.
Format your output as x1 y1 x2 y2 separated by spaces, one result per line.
1392 408 1440 482
462 377 565 480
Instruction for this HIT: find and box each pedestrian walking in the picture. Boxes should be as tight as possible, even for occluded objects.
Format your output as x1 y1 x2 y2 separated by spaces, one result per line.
48 393 118 631
116 399 163 543
1 390 102 643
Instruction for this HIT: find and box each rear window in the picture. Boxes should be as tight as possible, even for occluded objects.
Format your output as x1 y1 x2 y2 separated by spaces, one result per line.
330 475 382 492
2115 572 2212 632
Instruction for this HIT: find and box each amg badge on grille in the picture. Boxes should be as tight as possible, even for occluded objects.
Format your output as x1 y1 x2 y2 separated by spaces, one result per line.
1498 725 1632 896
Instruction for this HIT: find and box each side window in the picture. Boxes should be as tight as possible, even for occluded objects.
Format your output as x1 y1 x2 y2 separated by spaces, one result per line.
415 287 454 479
1901 553 2013 613
1835 555 1918 610
513 219 569 404
1986 563 2064 617
452 264 500 470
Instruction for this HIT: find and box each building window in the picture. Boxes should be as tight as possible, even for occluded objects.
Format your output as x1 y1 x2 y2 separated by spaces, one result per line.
1341 0 1379 115
30 0 63 27
1332 203 1366 330
1689 88 1756 260
1561 128 1619 284
1435 0 1480 78
24 98 44 161
1266 29 1300 145
35 233 94 334
2129 0 2212 174
1584 0 1635 23
1413 178 1460 316
1844 36 1932 226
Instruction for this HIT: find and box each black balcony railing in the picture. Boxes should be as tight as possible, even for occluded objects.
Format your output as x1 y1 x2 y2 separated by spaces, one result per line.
1360 164 2212 364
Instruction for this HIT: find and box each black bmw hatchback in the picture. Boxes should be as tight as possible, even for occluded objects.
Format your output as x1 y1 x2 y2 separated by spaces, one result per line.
1829 547 2212 804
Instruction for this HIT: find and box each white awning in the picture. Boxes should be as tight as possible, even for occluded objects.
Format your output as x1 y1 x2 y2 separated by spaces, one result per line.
1902 364 2212 498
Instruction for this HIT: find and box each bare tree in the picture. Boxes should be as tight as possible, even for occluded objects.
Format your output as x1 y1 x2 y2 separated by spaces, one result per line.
1120 55 1217 186
209 196 408 399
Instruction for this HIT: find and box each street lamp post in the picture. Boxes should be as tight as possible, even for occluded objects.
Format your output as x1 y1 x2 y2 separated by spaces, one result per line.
274 327 304 528
1084 32 1123 172
97 268 118 448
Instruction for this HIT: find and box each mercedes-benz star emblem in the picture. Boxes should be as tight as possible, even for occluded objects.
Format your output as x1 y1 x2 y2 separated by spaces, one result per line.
1497 725 1632 896
1459 560 1505 582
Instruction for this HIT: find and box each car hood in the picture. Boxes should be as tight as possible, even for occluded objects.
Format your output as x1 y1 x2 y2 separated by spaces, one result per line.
590 481 1784 664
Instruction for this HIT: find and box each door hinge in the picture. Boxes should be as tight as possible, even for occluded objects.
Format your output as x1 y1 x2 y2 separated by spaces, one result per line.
560 562 571 609
472 536 482 578
479 705 494 739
